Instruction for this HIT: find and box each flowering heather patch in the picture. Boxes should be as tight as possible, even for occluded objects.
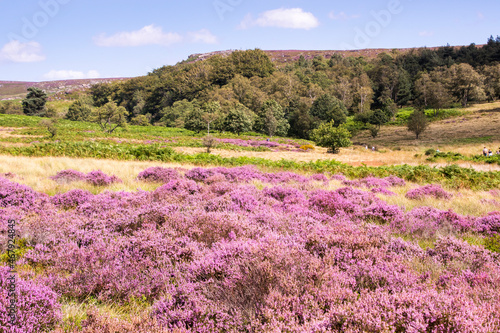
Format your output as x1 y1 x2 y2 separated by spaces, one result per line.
51 169 122 186
371 187 396 196
136 167 180 183
393 206 476 238
0 266 61 333
85 170 122 186
50 169 86 184
475 212 500 235
4 166 500 331
405 184 453 200
0 177 48 212
50 189 93 209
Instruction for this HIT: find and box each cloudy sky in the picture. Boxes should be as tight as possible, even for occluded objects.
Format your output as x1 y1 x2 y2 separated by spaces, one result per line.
0 0 498 81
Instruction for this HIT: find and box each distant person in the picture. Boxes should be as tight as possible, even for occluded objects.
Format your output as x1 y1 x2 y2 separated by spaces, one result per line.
372 146 375 151
483 147 488 156
489 149 493 156
496 150 500 155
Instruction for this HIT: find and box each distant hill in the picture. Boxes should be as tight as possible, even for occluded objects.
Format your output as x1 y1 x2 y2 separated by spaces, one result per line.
187 45 485 65
0 78 127 100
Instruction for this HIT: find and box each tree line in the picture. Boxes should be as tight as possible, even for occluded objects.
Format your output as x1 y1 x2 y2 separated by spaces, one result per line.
13 35 500 140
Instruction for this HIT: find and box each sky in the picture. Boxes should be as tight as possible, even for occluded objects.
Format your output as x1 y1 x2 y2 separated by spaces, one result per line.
0 0 498 82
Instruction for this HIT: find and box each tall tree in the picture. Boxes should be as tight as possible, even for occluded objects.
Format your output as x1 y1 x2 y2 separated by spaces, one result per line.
407 110 428 139
22 87 47 116
310 94 347 126
223 104 253 135
447 63 485 107
254 100 289 137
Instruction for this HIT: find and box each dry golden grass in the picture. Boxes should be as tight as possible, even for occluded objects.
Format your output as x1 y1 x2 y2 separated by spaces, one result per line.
0 155 198 195
0 154 497 217
353 102 500 148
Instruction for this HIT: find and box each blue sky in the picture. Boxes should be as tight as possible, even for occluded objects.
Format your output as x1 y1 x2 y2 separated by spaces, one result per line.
0 0 498 81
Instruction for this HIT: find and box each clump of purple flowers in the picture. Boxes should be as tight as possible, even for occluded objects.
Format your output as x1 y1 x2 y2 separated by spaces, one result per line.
475 212 500 235
50 169 86 184
50 189 93 209
85 170 122 186
136 167 180 183
51 170 122 186
405 184 453 200
0 266 61 333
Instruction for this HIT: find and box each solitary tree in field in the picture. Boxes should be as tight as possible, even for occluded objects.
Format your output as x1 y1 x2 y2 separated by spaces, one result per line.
311 121 352 154
22 87 47 116
407 110 428 139
90 101 128 134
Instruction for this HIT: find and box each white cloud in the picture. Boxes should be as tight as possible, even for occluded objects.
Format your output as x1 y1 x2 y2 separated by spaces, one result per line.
43 70 101 80
0 40 45 63
93 25 183 47
239 8 319 30
187 29 218 44
419 31 435 37
328 11 360 21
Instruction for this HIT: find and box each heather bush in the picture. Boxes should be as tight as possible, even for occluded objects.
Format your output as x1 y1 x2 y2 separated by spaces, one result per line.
85 170 122 186
475 212 500 235
136 167 180 183
0 266 61 333
406 184 453 200
50 189 93 209
3 165 500 331
50 169 86 184
0 177 48 212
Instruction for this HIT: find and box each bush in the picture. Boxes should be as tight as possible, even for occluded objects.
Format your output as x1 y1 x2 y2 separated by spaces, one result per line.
311 121 352 154
202 135 217 153
405 184 453 200
0 266 61 333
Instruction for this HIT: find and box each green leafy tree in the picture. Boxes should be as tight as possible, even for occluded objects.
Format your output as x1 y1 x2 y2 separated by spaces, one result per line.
223 104 253 135
160 99 196 128
90 101 128 134
255 100 289 137
90 83 112 107
310 94 347 126
447 63 484 107
231 49 275 78
22 87 47 116
311 121 352 154
65 100 92 121
369 109 389 129
184 106 205 133
130 114 151 126
407 109 428 139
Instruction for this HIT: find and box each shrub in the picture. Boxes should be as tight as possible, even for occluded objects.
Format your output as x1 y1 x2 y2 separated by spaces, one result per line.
50 170 86 184
0 266 61 333
311 121 352 154
202 135 217 153
85 170 122 186
405 184 452 200
475 213 500 235
50 189 93 209
136 167 179 183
